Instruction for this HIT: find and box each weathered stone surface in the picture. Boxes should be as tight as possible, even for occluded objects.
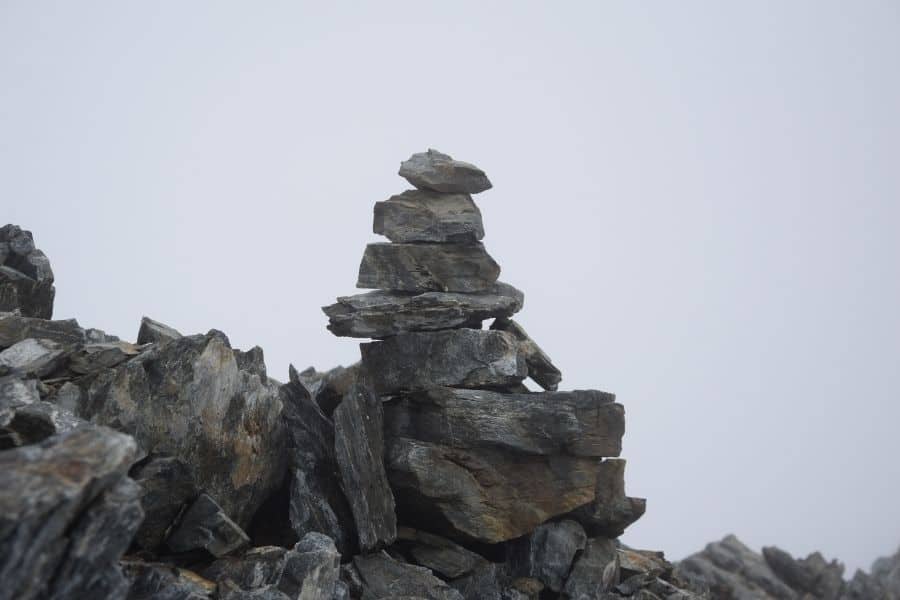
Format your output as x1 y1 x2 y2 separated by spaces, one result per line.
293 362 360 416
490 318 561 391
763 546 845 599
278 533 341 600
387 437 598 544
399 149 492 194
0 380 84 449
374 189 485 243
130 455 198 551
357 242 500 293
0 312 84 349
122 561 215 600
77 329 286 527
570 459 646 537
0 225 55 319
509 520 587 592
449 562 538 600
324 282 524 339
137 316 183 346
0 426 140 600
69 341 142 375
361 329 526 393
281 374 356 555
384 387 623 457
351 551 465 600
333 376 397 551
202 546 288 591
871 548 900 596
167 493 250 557
0 337 67 377
563 537 620 599
396 526 487 579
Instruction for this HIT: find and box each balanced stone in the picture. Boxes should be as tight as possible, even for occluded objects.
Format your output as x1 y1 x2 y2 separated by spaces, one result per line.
361 329 526 393
384 387 624 457
324 282 523 338
570 459 646 537
166 493 250 557
491 317 562 391
374 189 484 243
399 149 492 194
357 242 500 293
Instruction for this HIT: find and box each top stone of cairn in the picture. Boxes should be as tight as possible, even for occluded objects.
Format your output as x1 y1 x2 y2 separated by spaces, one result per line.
399 149 492 194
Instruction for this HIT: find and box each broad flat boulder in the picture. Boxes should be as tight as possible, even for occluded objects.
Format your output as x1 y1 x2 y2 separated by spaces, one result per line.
333 377 397 551
490 318 561 391
569 459 646 537
0 426 142 600
357 242 500 293
324 282 523 339
137 316 183 346
384 387 624 458
508 520 587 593
76 329 286 527
350 551 464 600
361 329 526 393
399 149 492 194
0 225 55 319
387 437 599 544
396 527 487 579
0 312 84 349
374 189 484 243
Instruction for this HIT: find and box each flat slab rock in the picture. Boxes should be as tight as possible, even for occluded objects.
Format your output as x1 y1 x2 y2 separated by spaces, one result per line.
357 242 500 293
399 149 492 194
324 282 523 339
384 387 624 458
361 329 526 394
0 312 85 349
374 189 485 243
395 526 487 579
349 551 464 600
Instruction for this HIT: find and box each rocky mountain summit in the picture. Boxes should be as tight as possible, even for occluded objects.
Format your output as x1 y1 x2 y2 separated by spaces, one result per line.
1 151 898 600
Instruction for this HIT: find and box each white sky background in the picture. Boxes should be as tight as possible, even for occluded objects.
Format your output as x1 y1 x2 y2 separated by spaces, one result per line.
3 1 899 574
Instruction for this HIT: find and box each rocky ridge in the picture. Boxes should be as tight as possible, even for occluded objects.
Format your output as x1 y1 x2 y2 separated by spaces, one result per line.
1 151 897 600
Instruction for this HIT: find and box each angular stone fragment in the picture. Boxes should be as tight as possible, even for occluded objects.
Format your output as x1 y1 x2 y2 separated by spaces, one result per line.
0 426 140 600
387 437 598 544
167 493 250 557
137 315 183 346
0 384 84 449
374 189 484 243
569 459 646 537
509 520 587 592
0 225 55 319
0 337 67 377
563 537 620 599
0 312 84 349
450 562 537 600
385 387 623 457
399 149 492 194
490 318 561 391
396 527 487 579
202 546 289 591
324 282 523 339
351 551 464 600
361 329 525 394
130 455 199 551
333 376 397 551
77 329 286 527
69 341 142 375
293 362 359 416
357 242 500 293
122 561 215 600
277 533 341 600
763 546 845 600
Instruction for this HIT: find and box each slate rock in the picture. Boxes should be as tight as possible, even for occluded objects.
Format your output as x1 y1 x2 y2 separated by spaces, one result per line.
0 379 84 449
450 562 536 600
563 537 620 599
167 493 250 557
0 426 140 600
324 282 524 339
0 225 55 319
387 437 599 544
202 546 288 591
137 316 183 346
509 520 587 592
763 546 845 599
277 533 341 600
396 526 487 579
0 312 85 349
77 329 286 527
384 387 624 458
351 551 465 600
69 340 142 375
130 455 199 551
0 337 67 377
618 547 672 579
361 329 526 394
374 189 485 243
333 376 397 551
122 561 215 600
490 318 561 391
357 242 500 293
569 459 646 537
292 362 359 416
399 149 492 194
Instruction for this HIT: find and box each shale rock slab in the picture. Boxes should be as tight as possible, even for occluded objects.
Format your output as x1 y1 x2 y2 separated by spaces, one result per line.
396 526 487 579
361 329 526 393
137 316 183 346
399 149 492 194
508 520 587 593
570 459 646 537
351 551 464 600
166 493 250 557
0 225 55 319
130 455 199 551
324 282 523 339
0 337 67 377
122 561 215 600
374 189 485 243
0 312 84 349
357 242 500 293
490 318 562 391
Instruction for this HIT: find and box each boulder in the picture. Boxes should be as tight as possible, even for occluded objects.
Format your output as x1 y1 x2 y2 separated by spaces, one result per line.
0 225 55 319
0 382 84 449
508 520 587 592
166 493 250 557
122 561 215 600
361 329 526 393
323 282 523 339
350 551 464 600
0 338 67 377
68 341 142 375
0 312 84 349
130 455 199 551
357 242 500 293
395 527 487 579
399 149 492 194
563 537 620 599
374 189 484 243
569 459 646 537
137 316 183 346
490 318 561 391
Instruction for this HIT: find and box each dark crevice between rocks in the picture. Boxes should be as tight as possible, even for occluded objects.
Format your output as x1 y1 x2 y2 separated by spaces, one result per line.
247 469 298 549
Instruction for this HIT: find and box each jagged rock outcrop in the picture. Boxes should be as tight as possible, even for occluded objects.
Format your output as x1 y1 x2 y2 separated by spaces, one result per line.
0 225 55 319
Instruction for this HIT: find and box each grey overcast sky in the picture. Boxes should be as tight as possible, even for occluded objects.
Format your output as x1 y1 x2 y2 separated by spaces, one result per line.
2 1 898 573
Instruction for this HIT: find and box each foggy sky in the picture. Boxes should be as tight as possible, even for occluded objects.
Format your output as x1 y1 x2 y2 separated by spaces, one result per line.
2 1 898 573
